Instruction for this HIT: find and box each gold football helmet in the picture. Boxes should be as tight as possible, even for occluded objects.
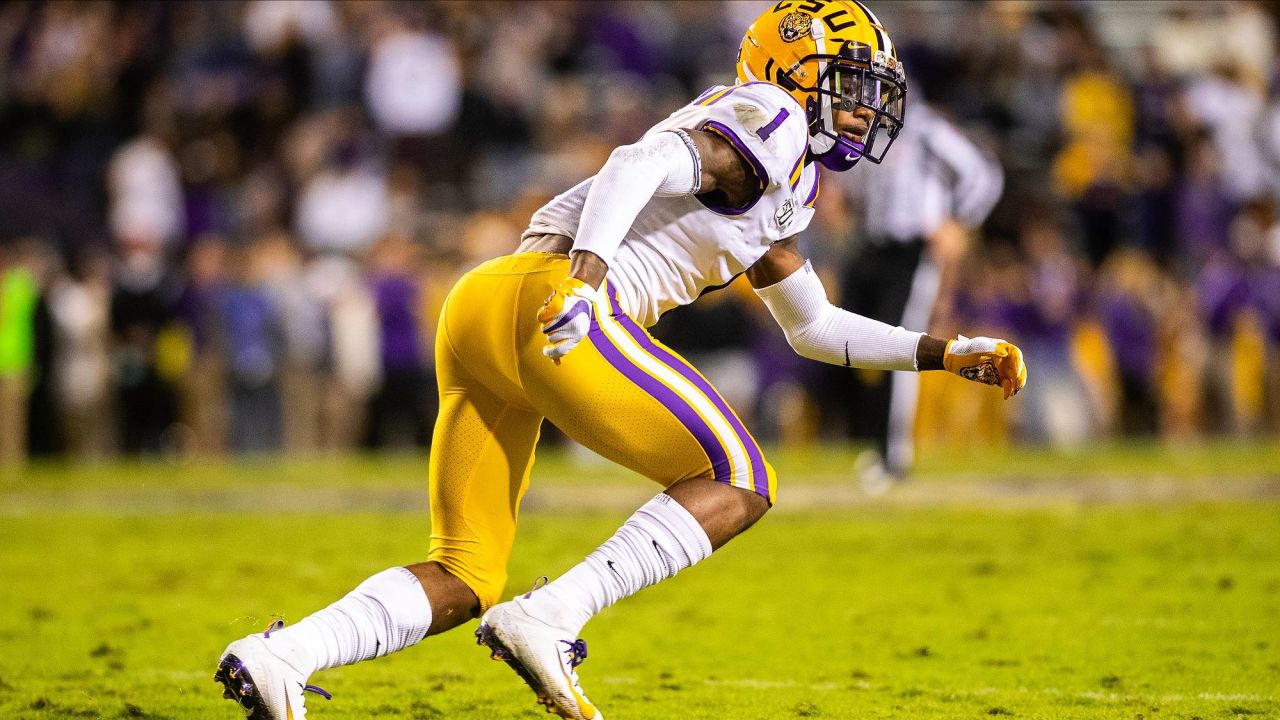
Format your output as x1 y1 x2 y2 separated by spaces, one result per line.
737 0 906 170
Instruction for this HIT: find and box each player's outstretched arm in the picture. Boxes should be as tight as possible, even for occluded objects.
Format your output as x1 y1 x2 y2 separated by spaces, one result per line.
746 238 1026 398
539 127 759 361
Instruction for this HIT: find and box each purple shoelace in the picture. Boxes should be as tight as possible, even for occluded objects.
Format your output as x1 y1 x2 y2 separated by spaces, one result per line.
302 684 331 699
560 639 589 669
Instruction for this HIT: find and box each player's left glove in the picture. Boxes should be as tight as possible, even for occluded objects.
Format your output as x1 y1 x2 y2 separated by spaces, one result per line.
537 277 599 363
943 335 1027 399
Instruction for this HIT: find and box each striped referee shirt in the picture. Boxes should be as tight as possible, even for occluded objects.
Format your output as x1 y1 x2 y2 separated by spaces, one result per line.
847 101 1004 243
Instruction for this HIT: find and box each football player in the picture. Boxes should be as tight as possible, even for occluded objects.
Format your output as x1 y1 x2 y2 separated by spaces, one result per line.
215 2 1026 719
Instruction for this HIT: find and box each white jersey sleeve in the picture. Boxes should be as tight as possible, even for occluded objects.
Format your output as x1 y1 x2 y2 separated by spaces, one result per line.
525 82 821 327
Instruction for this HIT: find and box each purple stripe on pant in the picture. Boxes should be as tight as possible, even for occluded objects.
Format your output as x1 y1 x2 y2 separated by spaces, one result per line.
587 308 734 486
605 285 771 501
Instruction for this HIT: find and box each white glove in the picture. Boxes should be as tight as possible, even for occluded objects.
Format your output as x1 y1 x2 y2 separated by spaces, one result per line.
943 335 1027 399
537 277 599 363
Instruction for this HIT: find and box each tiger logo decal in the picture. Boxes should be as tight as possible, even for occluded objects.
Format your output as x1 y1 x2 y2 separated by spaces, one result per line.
778 12 813 43
959 359 1001 386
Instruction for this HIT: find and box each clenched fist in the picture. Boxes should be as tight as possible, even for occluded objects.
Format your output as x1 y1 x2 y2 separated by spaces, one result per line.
943 335 1027 399
537 277 599 363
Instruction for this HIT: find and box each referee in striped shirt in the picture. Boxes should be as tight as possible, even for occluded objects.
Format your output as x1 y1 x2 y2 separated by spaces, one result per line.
836 99 1004 482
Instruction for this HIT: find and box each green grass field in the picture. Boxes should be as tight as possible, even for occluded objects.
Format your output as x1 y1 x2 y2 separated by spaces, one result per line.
1 443 1277 719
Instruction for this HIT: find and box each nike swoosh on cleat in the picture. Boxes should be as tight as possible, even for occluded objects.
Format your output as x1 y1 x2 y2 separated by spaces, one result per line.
561 663 597 719
844 341 851 367
285 681 294 720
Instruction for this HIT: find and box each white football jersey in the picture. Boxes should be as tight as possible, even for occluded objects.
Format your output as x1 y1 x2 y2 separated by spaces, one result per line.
525 82 819 328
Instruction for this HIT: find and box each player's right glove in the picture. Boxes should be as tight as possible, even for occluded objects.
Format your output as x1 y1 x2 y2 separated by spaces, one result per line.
537 277 599 363
943 335 1027 399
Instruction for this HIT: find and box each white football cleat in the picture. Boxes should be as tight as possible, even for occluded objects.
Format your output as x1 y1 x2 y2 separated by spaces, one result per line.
215 622 330 719
476 601 602 720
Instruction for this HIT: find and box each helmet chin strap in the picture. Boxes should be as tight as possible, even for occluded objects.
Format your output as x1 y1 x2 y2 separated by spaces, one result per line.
805 22 867 171
816 136 865 171
808 21 836 156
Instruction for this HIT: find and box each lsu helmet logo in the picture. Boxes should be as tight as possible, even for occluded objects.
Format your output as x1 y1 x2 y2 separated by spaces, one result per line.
778 12 813 43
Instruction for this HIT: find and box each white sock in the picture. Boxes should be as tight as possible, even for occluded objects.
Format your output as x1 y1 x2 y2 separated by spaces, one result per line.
263 567 432 675
518 493 713 635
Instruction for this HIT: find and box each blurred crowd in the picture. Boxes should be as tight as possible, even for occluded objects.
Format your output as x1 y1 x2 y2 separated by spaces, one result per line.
1 0 1279 465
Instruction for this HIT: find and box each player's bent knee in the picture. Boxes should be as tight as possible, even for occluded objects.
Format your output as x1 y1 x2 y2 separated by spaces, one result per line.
664 477 771 549
425 549 507 614
740 484 771 526
683 460 777 510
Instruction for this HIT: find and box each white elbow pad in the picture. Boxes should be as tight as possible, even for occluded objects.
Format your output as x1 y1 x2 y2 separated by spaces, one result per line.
754 261 923 372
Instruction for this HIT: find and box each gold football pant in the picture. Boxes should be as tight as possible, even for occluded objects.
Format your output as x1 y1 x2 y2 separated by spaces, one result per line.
426 253 775 610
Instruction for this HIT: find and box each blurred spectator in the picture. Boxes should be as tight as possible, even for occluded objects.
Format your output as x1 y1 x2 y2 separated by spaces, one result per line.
1132 143 1179 267
243 0 341 56
1197 247 1250 433
1095 249 1164 436
364 232 433 450
1183 66 1268 203
1253 248 1280 433
0 241 43 465
1053 30 1134 268
255 233 329 456
110 242 179 455
180 131 242 241
1154 2 1275 92
1132 44 1180 149
987 215 1097 446
295 136 389 255
222 240 284 455
311 255 380 452
1261 97 1280 199
176 234 232 456
50 247 114 458
364 10 460 137
1150 5 1220 83
1176 131 1235 271
109 136 185 250
1205 197 1277 435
